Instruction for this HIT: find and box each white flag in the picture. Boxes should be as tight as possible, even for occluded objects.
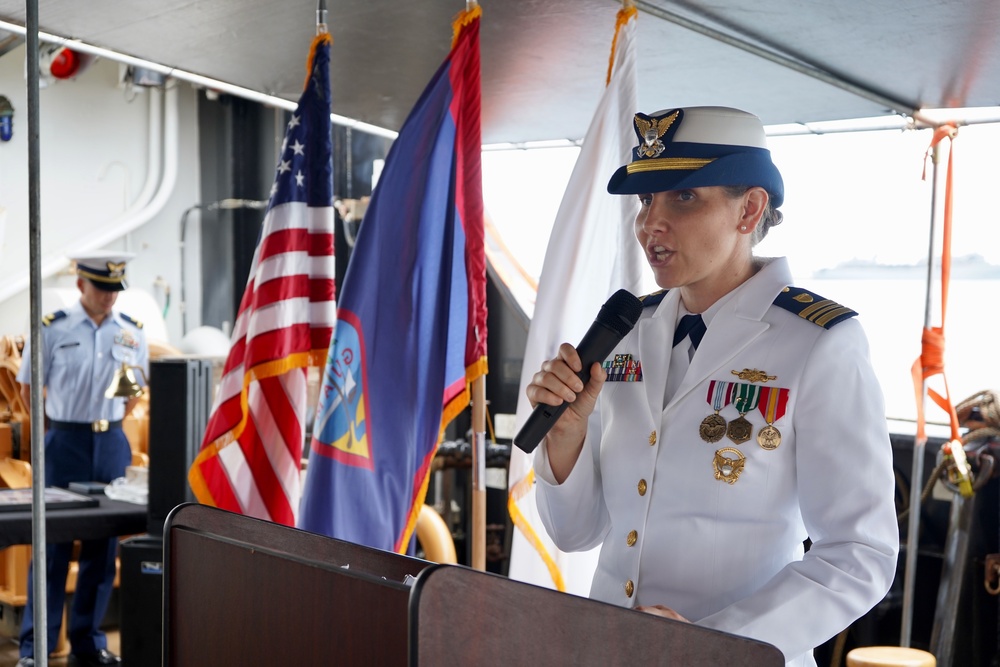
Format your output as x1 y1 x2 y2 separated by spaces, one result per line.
507 7 646 594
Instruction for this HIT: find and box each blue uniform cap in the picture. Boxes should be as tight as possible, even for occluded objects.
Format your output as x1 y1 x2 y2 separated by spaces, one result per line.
607 106 784 208
69 250 135 292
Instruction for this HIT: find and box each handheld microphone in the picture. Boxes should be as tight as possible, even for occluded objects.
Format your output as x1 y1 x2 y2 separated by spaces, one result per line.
513 289 644 454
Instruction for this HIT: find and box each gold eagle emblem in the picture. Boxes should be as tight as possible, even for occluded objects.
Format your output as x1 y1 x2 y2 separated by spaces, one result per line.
106 261 127 277
713 447 746 484
634 111 679 158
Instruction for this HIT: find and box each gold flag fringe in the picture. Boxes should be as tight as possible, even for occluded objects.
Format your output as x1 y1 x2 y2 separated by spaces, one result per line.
607 5 637 86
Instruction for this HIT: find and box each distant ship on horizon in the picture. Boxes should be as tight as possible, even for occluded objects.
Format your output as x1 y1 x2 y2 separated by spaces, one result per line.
813 254 1000 280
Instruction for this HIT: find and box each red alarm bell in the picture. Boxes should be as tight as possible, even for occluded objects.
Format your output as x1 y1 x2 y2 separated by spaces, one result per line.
49 47 81 79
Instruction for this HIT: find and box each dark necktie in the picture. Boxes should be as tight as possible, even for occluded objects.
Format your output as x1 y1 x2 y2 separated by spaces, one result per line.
672 314 706 350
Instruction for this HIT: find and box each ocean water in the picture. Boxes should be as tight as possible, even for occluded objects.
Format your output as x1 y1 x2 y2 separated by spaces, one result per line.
797 278 999 430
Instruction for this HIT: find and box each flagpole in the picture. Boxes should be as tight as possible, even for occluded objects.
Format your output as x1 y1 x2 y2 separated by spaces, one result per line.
460 0 486 572
900 141 939 648
471 375 487 570
316 0 327 34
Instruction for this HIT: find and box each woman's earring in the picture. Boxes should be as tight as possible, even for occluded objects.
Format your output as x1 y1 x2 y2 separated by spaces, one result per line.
740 225 747 232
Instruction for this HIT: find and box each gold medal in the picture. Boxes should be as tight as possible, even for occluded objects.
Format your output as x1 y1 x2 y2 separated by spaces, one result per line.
713 447 746 484
755 386 790 451
726 415 752 444
757 424 781 450
700 380 733 443
699 413 727 443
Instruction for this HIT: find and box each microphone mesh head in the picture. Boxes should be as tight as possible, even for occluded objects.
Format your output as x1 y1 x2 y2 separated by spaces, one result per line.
597 289 644 337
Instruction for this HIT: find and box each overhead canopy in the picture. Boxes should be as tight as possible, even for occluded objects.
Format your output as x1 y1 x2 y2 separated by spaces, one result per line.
1 0 999 143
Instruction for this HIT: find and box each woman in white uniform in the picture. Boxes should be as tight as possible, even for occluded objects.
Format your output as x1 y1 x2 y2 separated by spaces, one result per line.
527 106 899 667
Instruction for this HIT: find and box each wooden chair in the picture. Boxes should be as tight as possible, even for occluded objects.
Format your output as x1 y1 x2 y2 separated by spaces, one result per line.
0 458 122 658
0 458 33 615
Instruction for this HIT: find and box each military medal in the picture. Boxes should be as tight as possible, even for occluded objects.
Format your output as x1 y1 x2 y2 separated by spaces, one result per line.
603 353 643 382
699 380 732 443
713 447 746 484
756 386 789 450
757 425 780 450
727 415 753 444
727 383 761 445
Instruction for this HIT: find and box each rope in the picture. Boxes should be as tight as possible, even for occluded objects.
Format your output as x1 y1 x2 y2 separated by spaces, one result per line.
897 389 1000 524
911 124 961 444
956 389 1000 442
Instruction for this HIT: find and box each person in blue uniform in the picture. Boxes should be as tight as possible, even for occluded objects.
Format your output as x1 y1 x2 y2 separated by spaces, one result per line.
526 107 899 666
16 251 148 667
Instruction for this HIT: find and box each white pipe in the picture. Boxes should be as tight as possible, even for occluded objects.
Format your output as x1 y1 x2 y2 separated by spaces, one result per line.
120 86 163 217
85 83 178 248
0 19 398 140
0 83 177 303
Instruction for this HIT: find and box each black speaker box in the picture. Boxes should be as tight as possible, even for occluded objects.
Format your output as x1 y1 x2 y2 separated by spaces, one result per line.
147 358 213 536
119 534 164 667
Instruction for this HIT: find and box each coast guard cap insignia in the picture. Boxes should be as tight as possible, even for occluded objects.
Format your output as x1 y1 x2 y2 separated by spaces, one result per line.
634 111 679 158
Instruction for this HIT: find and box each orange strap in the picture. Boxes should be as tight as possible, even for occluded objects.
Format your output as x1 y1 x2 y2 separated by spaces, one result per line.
911 123 960 442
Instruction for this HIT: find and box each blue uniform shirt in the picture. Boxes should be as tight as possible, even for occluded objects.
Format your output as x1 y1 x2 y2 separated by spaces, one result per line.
17 300 149 422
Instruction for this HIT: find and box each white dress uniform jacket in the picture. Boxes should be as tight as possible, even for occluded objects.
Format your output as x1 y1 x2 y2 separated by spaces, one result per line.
534 257 899 666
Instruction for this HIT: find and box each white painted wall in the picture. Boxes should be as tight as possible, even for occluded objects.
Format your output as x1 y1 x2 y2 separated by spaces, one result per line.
0 44 203 346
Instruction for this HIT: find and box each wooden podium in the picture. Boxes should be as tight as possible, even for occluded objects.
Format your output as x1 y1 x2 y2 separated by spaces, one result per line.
163 504 784 666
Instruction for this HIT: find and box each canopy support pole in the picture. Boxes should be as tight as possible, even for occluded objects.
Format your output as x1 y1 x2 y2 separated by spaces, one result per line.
900 141 943 647
26 0 50 664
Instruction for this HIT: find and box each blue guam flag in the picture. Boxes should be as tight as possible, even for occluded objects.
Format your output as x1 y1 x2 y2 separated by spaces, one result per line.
298 7 487 553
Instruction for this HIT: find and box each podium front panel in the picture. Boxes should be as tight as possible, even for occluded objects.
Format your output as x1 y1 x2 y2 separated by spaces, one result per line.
164 504 432 666
410 565 786 666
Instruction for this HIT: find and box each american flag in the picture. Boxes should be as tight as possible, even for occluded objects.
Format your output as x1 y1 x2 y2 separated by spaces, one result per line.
188 33 335 526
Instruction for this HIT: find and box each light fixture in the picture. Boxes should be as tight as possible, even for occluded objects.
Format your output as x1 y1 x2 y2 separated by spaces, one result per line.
49 46 79 78
38 43 95 85
122 65 166 88
0 95 12 141
105 361 148 399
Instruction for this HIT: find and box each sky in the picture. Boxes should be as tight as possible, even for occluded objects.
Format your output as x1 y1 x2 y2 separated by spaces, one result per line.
483 120 1000 283
481 119 1000 424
